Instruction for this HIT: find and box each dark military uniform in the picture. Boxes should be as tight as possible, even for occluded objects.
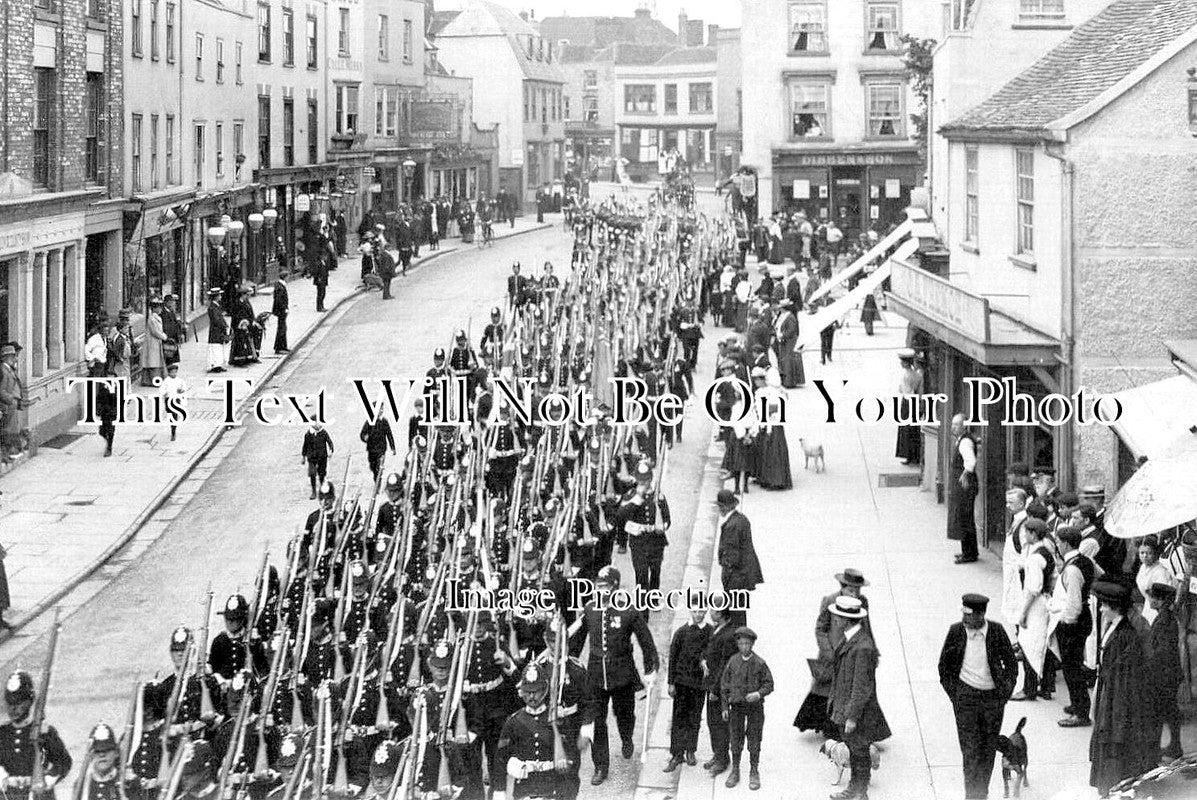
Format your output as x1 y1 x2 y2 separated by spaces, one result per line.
460 633 520 794
616 491 671 592
409 683 484 799
209 630 270 681
495 707 568 800
0 723 72 799
571 594 659 774
485 421 523 500
530 650 594 799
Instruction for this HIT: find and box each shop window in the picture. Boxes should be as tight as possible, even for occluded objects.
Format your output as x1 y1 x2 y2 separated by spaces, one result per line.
788 1 827 53
964 146 979 244
789 83 828 139
1020 0 1064 21
866 2 900 51
1015 148 1034 255
689 83 713 114
584 95 598 122
665 84 677 115
866 83 903 137
624 85 655 113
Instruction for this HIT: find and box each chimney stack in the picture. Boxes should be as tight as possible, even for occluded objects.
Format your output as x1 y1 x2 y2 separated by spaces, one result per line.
708 24 718 46
677 9 688 47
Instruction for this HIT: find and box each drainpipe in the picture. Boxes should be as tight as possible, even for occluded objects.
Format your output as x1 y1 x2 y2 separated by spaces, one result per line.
1044 140 1075 490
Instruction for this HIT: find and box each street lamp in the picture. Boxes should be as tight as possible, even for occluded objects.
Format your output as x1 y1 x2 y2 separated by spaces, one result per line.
225 220 246 297
262 207 281 276
402 158 417 204
248 212 265 285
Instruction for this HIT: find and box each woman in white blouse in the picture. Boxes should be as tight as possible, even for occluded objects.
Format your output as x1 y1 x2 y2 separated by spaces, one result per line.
1135 535 1176 602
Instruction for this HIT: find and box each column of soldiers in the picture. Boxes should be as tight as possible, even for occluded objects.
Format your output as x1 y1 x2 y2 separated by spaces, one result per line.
7 196 742 800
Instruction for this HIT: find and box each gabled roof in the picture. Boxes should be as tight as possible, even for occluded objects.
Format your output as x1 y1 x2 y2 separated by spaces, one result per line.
942 0 1197 138
436 1 566 83
559 43 600 64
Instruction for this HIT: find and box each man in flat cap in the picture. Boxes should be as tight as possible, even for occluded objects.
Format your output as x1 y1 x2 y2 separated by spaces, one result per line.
938 593 1018 799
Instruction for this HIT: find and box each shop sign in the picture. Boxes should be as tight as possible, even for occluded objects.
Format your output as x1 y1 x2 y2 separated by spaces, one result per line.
784 151 919 168
362 167 376 180
370 183 383 194
410 102 457 142
295 194 311 213
889 260 990 343
511 149 525 167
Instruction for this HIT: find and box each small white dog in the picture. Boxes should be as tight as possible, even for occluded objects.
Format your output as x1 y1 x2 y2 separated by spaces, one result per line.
799 438 825 473
820 740 881 785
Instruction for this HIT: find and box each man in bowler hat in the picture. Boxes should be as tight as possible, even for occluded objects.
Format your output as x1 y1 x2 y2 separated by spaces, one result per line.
715 489 763 628
938 593 1019 799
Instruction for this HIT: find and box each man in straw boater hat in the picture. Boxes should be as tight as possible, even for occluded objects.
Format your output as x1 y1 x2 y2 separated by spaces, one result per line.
826 596 890 800
795 569 872 739
937 593 1018 799
205 287 229 373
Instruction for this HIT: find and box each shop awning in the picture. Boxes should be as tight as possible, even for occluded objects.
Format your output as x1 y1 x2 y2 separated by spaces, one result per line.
1106 375 1197 461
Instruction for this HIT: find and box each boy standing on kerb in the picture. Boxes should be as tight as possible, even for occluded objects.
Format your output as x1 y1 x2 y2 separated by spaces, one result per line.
720 626 774 790
665 606 710 773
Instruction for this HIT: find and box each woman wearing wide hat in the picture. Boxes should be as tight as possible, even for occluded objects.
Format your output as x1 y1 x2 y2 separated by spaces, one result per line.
228 285 260 366
140 296 167 386
794 570 871 737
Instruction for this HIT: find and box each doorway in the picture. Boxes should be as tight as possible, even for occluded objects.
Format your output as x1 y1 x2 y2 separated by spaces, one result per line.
831 166 864 240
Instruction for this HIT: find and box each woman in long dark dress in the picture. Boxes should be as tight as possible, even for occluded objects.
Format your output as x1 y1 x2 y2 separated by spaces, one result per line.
894 350 924 464
1143 582 1184 760
752 372 792 490
721 385 758 495
228 286 259 366
860 291 880 336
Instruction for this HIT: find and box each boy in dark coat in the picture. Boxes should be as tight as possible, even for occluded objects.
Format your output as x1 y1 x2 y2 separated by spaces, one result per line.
720 626 773 791
664 608 710 773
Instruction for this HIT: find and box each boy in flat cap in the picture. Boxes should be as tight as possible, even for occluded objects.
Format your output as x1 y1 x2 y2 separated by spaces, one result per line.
719 627 773 790
938 593 1018 799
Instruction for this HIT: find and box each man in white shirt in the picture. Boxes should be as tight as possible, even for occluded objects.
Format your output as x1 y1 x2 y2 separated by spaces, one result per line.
1053 527 1096 728
950 414 981 564
938 593 1019 800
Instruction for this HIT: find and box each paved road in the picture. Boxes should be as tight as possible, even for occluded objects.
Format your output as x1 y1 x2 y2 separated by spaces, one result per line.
1 226 707 799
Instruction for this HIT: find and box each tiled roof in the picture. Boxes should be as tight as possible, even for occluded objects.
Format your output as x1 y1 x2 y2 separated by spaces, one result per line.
539 15 677 48
559 43 600 64
943 0 1197 135
611 42 677 66
653 46 716 66
428 10 462 38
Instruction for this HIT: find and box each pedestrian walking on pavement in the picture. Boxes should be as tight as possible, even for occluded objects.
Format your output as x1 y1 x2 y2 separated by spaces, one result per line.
95 361 118 458
376 246 396 300
301 422 334 499
159 362 188 442
160 294 186 366
664 607 710 774
719 626 773 791
702 600 738 778
795 569 871 739
716 490 763 629
827 596 890 800
140 296 167 387
948 413 980 563
0 494 12 632
272 270 290 353
360 405 395 485
311 246 330 312
938 593 1019 800
206 288 229 372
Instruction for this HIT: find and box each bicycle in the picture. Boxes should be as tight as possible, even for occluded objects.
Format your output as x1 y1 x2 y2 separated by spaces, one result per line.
478 219 494 248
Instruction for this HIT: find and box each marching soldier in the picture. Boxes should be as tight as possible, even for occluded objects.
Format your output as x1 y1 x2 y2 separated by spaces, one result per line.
160 628 222 750
529 618 594 800
507 263 528 309
176 741 219 800
409 641 484 800
616 463 671 593
124 684 165 800
263 732 308 799
210 670 268 798
339 562 388 669
480 307 505 366
209 594 270 681
460 613 521 797
296 599 339 726
485 407 524 501
568 567 658 786
495 664 571 800
0 671 72 799
76 724 121 800
372 473 403 557
360 739 404 800
449 330 479 397
425 348 449 420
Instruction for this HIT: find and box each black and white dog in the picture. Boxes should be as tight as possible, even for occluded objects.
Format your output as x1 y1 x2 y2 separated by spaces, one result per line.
996 717 1029 798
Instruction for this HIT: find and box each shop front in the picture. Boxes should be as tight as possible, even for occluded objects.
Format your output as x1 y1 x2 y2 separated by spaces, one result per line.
887 258 1061 552
371 148 431 212
566 122 614 181
773 148 921 241
257 162 349 281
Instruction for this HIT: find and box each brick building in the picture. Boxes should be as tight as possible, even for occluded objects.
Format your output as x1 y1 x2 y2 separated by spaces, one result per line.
0 0 124 446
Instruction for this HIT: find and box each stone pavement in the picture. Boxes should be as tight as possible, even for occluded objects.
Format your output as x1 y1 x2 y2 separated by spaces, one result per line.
635 292 1191 800
0 218 551 636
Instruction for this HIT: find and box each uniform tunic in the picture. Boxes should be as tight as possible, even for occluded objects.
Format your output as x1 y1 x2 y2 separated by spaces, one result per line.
0 721 73 799
496 708 568 799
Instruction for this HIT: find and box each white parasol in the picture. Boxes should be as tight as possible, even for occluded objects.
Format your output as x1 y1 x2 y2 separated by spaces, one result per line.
1104 426 1197 538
